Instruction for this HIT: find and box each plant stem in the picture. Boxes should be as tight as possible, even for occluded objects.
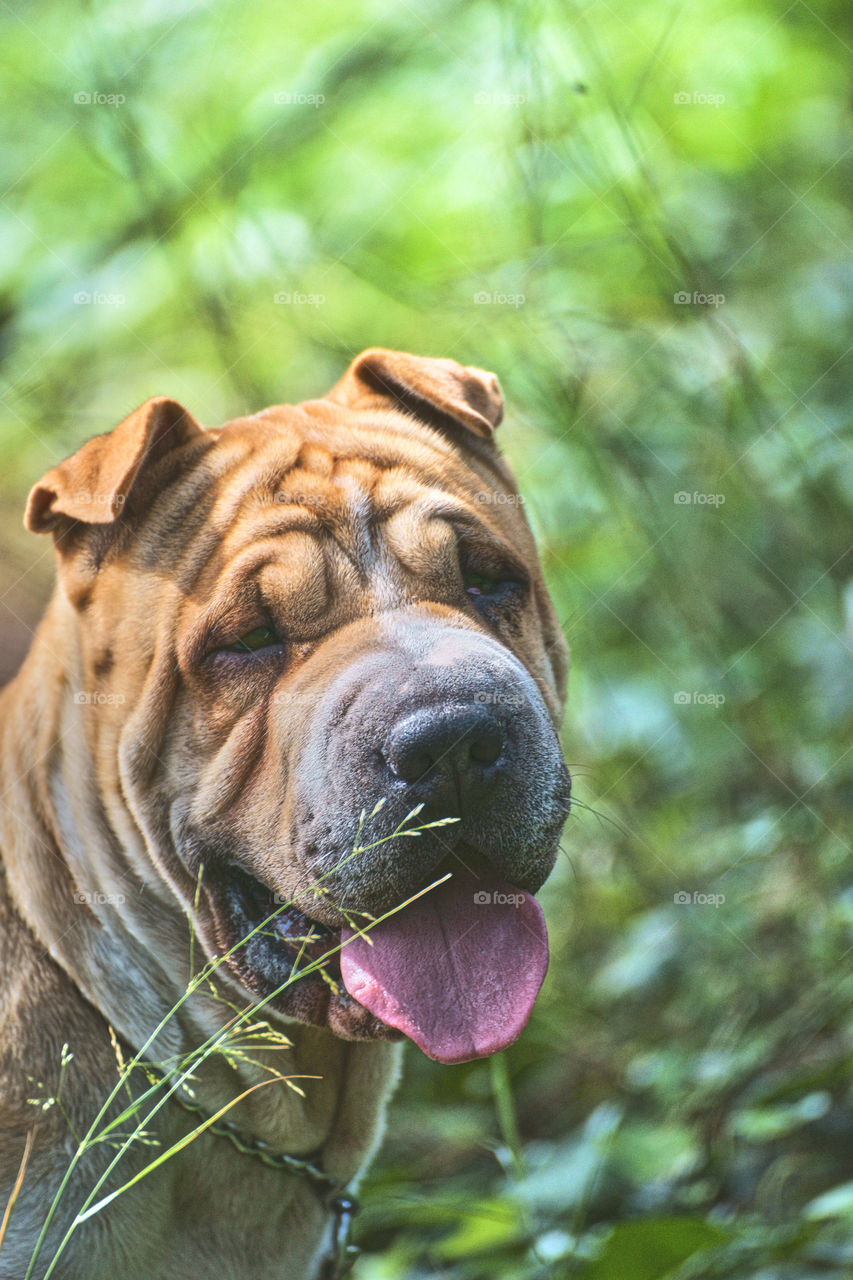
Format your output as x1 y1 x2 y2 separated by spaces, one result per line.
490 1052 525 1181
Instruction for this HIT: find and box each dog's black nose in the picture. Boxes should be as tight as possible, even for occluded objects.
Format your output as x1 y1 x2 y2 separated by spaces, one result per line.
383 704 505 787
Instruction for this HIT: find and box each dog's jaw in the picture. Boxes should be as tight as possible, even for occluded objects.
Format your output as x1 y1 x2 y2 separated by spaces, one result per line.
201 857 402 1042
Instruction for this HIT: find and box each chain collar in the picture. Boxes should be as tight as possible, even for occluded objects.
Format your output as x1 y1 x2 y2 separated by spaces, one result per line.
170 1086 360 1279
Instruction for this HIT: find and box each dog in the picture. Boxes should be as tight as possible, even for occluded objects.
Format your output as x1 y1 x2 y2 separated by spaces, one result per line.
0 349 570 1279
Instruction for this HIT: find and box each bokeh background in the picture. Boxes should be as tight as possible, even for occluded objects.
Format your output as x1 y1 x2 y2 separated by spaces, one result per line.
2 1 852 1276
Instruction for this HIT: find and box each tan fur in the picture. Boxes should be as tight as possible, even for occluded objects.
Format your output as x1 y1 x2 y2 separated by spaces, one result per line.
0 351 568 1279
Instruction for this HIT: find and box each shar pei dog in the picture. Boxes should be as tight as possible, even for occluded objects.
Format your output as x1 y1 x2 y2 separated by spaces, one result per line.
0 349 570 1279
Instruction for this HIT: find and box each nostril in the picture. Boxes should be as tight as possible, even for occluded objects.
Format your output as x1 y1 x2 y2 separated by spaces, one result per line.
382 727 437 784
397 746 435 783
468 728 503 767
383 705 507 786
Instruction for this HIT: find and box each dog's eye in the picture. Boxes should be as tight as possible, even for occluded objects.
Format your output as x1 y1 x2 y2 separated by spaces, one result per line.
463 569 502 597
463 568 524 601
223 625 281 654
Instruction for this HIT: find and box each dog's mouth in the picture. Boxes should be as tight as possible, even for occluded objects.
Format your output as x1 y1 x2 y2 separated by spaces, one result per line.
204 854 550 1064
203 862 388 1043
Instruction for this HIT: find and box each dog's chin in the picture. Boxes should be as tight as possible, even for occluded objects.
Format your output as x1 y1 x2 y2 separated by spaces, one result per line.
203 862 402 1042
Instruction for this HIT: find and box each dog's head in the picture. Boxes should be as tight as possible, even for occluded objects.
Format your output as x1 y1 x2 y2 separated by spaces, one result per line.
26 350 570 1064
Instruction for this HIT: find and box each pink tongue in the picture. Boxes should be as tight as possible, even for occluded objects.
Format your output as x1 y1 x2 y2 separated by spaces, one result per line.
340 866 549 1064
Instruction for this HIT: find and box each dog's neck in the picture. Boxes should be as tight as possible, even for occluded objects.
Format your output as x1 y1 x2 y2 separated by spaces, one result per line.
0 599 401 1183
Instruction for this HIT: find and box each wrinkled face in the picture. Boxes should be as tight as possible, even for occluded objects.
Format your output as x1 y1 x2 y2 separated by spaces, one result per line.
162 413 569 1045
38 356 570 1060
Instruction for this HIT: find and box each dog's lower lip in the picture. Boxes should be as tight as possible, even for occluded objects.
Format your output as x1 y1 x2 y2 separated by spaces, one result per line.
190 857 400 1043
207 861 341 969
270 904 338 961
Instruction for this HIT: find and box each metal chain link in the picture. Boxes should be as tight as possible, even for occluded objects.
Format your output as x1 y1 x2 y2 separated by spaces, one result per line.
170 1087 360 1278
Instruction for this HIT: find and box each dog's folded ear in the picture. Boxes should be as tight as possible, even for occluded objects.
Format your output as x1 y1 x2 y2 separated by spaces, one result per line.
25 397 205 534
326 348 504 440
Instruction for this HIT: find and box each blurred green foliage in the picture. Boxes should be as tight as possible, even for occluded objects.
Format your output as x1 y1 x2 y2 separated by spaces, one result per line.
1 0 852 1276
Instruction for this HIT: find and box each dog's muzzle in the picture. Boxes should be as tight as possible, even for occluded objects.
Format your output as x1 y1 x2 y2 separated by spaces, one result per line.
278 610 570 1063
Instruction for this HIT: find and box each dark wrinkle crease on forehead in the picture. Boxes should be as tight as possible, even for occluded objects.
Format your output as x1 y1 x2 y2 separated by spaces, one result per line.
233 466 476 579
220 408 516 519
132 415 521 604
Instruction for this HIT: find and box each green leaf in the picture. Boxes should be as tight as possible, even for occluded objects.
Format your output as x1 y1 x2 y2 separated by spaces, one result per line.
585 1218 730 1280
434 1199 524 1260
